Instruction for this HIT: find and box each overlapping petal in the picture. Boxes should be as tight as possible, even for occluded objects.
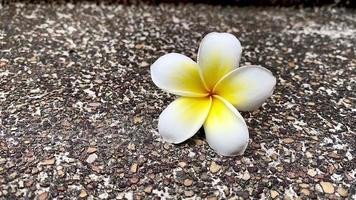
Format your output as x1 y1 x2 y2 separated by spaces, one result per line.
151 53 208 97
204 96 249 156
214 65 276 111
158 97 212 144
197 32 242 89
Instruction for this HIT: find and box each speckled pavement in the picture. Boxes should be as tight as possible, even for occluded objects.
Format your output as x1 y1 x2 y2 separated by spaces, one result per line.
0 3 355 199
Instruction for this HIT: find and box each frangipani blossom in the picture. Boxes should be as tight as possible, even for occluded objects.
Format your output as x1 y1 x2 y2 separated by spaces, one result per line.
151 32 276 156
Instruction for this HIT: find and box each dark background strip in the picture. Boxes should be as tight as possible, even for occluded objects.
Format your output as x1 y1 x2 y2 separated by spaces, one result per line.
1 0 355 7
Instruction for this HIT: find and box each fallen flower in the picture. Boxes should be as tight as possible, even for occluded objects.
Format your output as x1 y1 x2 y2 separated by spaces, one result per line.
151 32 276 156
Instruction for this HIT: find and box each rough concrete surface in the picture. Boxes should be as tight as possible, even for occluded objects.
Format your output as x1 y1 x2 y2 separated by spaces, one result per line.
0 3 355 199
1 0 355 7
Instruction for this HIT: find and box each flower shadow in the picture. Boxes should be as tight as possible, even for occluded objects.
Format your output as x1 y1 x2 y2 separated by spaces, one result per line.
174 127 206 147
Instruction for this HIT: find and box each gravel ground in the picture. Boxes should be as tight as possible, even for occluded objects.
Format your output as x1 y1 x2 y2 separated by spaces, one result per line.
1 0 355 7
0 3 355 199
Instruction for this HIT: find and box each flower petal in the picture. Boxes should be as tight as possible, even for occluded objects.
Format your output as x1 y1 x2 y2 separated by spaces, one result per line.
158 97 212 144
151 53 208 97
197 32 242 89
204 96 249 156
214 65 276 111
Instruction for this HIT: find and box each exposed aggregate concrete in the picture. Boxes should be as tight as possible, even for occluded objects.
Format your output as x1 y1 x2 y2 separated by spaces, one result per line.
0 3 355 199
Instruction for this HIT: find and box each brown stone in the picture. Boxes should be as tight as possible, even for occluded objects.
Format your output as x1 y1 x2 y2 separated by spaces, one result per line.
79 190 88 198
307 169 317 177
130 176 140 184
328 152 341 159
135 44 145 49
270 153 278 160
194 139 204 145
38 192 49 200
305 151 313 158
134 116 143 124
320 182 335 194
127 143 136 150
337 187 348 197
130 163 138 173
270 190 279 198
282 138 294 144
183 179 193 187
178 161 187 168
88 102 101 107
277 166 284 172
288 62 295 68
86 147 97 154
184 190 194 197
42 159 55 165
8 172 17 180
26 180 34 187
0 61 7 67
91 165 102 173
57 169 65 177
209 162 221 173
144 186 153 194
301 189 310 196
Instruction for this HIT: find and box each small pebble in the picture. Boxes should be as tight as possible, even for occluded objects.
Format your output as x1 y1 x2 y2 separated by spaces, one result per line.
337 187 348 197
305 151 313 158
42 159 55 165
178 161 187 168
270 190 279 198
26 180 34 187
57 169 65 177
79 190 88 198
307 169 317 177
282 138 294 144
88 102 101 107
130 163 138 173
86 154 98 164
328 152 341 159
130 176 140 184
133 116 143 124
98 193 109 199
8 172 17 180
183 179 193 187
194 139 204 145
38 192 49 200
184 190 194 197
91 165 102 173
127 143 136 150
301 188 310 196
86 147 97 154
144 186 153 194
320 182 335 194
242 171 251 180
209 162 221 173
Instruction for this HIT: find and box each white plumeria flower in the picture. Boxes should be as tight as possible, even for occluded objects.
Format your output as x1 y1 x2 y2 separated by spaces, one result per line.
151 32 276 156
